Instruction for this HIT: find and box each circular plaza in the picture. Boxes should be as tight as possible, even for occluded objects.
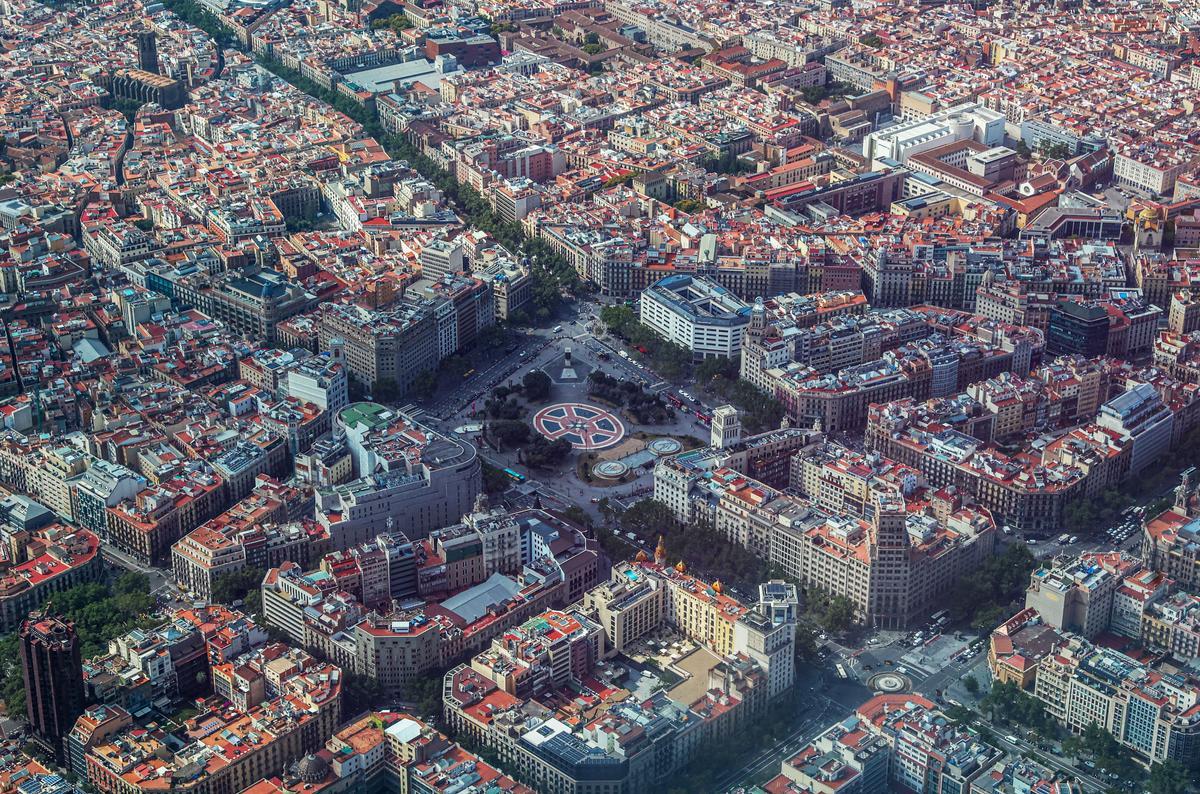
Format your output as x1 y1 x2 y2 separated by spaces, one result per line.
533 402 625 450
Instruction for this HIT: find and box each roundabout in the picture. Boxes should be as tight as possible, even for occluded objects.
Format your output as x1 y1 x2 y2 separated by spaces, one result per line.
867 671 910 694
533 403 626 450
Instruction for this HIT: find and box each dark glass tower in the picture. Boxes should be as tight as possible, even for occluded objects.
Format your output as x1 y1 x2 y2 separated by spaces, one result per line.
20 614 85 763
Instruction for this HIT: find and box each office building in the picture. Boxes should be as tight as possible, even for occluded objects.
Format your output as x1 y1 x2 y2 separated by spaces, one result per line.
21 615 85 763
640 275 752 360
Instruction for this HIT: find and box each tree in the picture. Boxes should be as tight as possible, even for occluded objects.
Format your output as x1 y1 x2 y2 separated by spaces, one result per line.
477 324 512 353
619 499 677 541
692 356 784 434
964 674 980 695
370 13 411 32
817 595 857 633
115 571 150 595
440 354 471 381
523 435 571 468
410 371 437 400
980 681 1058 738
561 505 591 529
800 81 851 106
488 419 530 448
1147 760 1190 794
243 589 262 619
212 567 265 606
948 543 1037 628
596 497 620 525
603 172 634 188
794 625 819 661
945 704 977 727
482 463 510 495
0 573 160 714
405 674 443 721
285 216 315 233
859 33 883 48
706 150 749 175
1037 141 1074 160
373 377 400 402
343 672 385 717
619 502 771 588
111 98 143 123
522 370 551 401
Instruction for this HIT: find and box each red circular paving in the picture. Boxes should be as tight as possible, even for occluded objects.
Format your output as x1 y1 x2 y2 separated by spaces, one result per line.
532 403 625 450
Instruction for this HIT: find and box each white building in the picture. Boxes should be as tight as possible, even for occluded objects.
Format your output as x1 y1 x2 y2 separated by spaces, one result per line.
711 405 742 449
286 349 349 414
639 275 751 360
1114 147 1194 196
1097 383 1174 476
864 103 1005 167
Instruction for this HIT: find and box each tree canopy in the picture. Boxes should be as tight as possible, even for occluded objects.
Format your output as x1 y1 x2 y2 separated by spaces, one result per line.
0 572 157 715
947 543 1037 632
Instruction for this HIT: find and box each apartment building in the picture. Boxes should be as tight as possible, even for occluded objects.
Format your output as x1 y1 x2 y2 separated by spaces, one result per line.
170 476 319 600
0 525 103 633
1142 592 1200 661
866 397 1130 533
1143 469 1200 590
442 565 795 794
771 491 996 629
174 267 312 345
263 507 607 696
763 694 1000 794
1025 553 1142 639
1034 637 1200 767
1096 383 1175 476
315 301 438 396
84 648 342 794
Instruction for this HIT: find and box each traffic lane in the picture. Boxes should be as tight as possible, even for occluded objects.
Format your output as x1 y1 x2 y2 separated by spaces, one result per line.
993 733 1108 791
715 691 849 792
